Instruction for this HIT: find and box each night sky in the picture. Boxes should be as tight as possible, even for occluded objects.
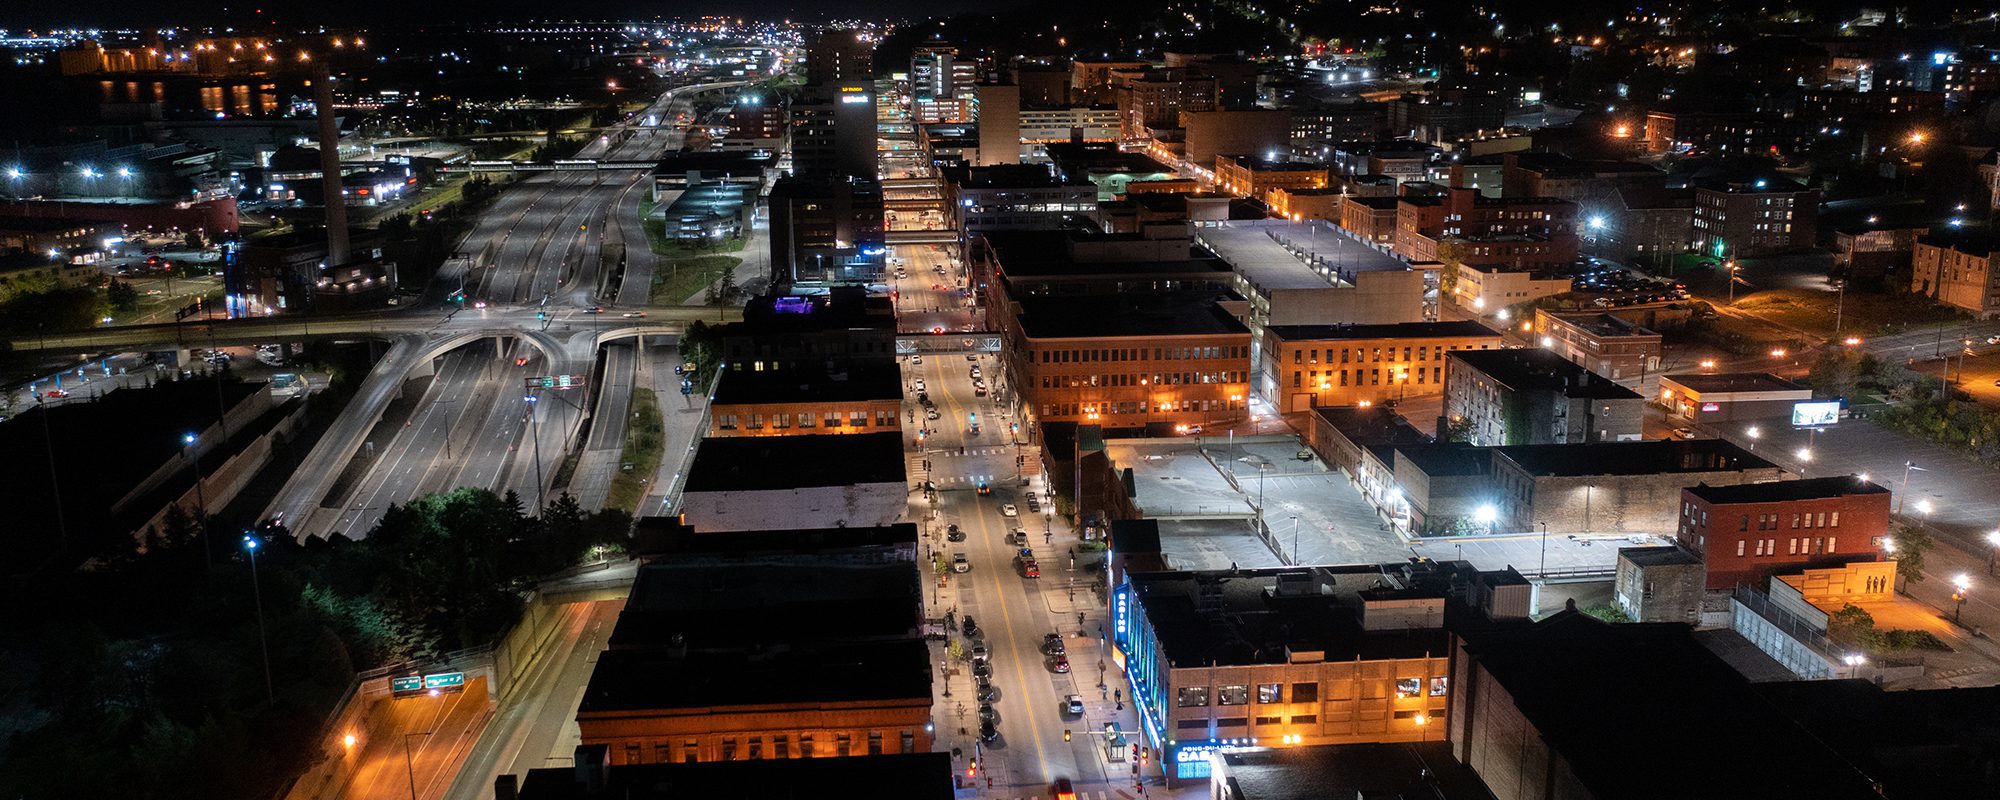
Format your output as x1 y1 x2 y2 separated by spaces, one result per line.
7 0 1003 27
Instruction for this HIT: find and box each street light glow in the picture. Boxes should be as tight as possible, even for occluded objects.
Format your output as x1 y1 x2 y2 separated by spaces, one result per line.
1474 504 1498 525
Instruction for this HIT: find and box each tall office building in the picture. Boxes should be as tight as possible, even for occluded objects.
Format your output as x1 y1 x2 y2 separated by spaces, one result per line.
974 83 1020 165
911 46 977 123
768 175 886 287
789 81 877 179
805 29 875 85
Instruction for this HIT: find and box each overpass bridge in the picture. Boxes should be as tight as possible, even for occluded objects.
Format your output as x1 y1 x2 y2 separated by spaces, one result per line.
886 229 961 245
441 159 660 174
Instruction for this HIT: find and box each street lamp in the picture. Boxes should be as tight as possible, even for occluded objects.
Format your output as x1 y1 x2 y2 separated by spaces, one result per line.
1986 530 2000 576
1951 574 1971 624
184 432 213 564
243 533 275 705
1538 521 1550 576
403 730 433 800
1474 503 1498 533
1745 426 1760 450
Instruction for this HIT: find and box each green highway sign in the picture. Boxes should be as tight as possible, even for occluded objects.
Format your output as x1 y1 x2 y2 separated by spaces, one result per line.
423 672 466 690
391 675 423 693
523 375 587 390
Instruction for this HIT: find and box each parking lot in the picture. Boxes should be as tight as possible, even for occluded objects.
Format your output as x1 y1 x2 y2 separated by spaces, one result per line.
1111 434 1665 590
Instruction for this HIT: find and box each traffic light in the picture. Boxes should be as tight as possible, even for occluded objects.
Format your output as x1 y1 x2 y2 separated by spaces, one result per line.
966 759 976 778
1140 746 1150 765
1063 729 1072 742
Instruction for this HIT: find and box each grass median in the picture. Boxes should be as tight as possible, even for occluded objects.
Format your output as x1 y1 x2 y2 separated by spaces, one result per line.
647 255 742 305
605 387 665 514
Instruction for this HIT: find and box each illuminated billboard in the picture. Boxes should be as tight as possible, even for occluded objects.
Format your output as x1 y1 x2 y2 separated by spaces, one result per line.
1791 401 1841 427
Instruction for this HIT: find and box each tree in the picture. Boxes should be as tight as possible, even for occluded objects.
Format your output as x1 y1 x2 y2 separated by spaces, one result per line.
183 230 205 250
106 278 139 312
1889 521 1933 582
706 267 743 315
678 320 720 383
1444 416 1474 443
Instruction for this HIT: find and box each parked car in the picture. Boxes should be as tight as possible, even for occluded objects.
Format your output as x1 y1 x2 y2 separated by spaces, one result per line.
1001 504 1018 517
1048 655 1071 673
971 642 989 663
1043 637 1066 657
1018 559 1040 578
962 616 980 637
980 720 999 742
952 552 970 573
1063 695 1085 716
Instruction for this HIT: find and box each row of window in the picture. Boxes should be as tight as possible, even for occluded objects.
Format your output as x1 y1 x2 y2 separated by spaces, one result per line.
621 730 915 765
1714 508 1841 531
1175 677 1445 708
718 410 897 430
1043 397 1238 417
1290 343 1491 365
1733 536 1839 557
1038 345 1247 364
1040 371 1246 388
1294 366 1441 388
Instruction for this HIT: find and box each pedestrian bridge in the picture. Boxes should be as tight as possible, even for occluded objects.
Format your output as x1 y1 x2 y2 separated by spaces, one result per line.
441 159 658 173
896 332 1001 354
886 229 960 245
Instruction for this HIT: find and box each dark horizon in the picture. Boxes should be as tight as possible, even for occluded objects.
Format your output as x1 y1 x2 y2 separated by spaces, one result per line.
2 0 1003 28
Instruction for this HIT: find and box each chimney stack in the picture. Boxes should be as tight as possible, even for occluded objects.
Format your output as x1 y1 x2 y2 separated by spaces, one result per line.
313 74 351 267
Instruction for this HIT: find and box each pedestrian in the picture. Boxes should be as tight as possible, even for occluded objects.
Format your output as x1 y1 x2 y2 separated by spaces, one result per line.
1077 612 1085 626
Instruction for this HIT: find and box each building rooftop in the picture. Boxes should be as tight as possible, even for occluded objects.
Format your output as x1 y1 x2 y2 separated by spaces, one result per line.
1394 444 1493 477
1448 348 1641 400
0 214 117 232
1459 611 1885 800
1217 155 1329 172
952 162 1092 189
1128 565 1466 668
1197 219 1412 291
1494 439 1778 477
1268 321 1500 342
1614 184 1694 211
726 287 895 335
1508 152 1665 178
1313 405 1432 449
610 560 921 650
1215 742 1492 800
514 754 955 800
652 150 774 177
1752 681 2000 799
1661 372 1806 394
1545 311 1659 338
710 362 902 405
1619 545 1703 568
1345 195 1402 210
1685 475 1887 504
578 637 932 714
682 432 905 492
631 520 918 559
1014 293 1248 338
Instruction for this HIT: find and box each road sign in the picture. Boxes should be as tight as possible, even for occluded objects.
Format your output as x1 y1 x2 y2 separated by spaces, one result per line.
422 672 465 690
391 675 423 693
524 375 587 390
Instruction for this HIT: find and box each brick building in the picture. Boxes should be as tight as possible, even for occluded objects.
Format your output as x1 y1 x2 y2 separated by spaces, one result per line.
709 362 903 437
1910 234 2000 318
1263 321 1504 412
1595 185 1693 264
1266 187 1346 222
1692 177 1819 257
1003 293 1252 432
1393 187 1578 271
1677 476 1891 590
1531 310 1663 383
1443 349 1644 446
1213 155 1328 202
1831 224 1922 283
1115 564 1469 781
1338 195 1400 247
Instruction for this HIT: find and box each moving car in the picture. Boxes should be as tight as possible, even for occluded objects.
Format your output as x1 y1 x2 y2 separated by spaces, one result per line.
1063 695 1085 716
1043 637 1066 657
1018 559 1040 578
947 528 967 542
620 311 646 318
910 355 922 365
926 408 940 421
42 389 68 399
951 552 970 573
962 616 980 637
1000 504 1018 517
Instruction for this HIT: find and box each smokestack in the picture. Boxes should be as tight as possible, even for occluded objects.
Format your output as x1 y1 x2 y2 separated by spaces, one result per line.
313 74 351 267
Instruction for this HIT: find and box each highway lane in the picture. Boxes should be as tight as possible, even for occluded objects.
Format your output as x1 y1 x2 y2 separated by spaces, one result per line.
320 345 495 538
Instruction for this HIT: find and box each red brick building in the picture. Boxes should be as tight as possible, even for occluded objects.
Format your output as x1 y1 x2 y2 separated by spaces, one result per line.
1676 476 1890 590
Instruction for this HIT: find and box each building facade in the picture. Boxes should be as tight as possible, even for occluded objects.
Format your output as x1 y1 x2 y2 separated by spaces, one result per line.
1444 349 1644 446
1004 295 1252 431
1531 310 1663 383
1691 178 1819 257
1677 477 1891 590
1911 235 2000 318
1263 322 1504 412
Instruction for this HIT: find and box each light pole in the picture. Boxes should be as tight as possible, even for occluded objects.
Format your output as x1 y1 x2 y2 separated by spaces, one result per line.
1289 515 1301 565
523 392 546 509
1951 574 1971 625
1831 279 1846 337
1896 460 1921 514
1725 260 1741 304
1539 522 1550 576
1987 531 2000 576
243 533 275 706
184 432 213 565
403 730 432 800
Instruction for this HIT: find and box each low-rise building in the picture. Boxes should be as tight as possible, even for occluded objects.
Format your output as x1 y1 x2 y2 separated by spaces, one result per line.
1831 224 1922 283
1337 195 1400 247
1657 372 1811 425
1004 293 1252 432
1447 263 1572 313
1193 219 1435 329
1500 153 1667 206
1489 440 1787 534
1212 155 1328 202
1443 349 1644 446
1207 742 1490 800
1330 140 1439 185
1911 233 2000 319
717 289 898 371
1531 310 1664 383
1114 564 1471 780
504 752 954 800
767 175 885 286
677 432 907 530
1692 176 1819 257
1677 476 1891 590
709 362 903 437
946 162 1098 236
1595 185 1693 264
1307 405 1432 493
1611 546 1704 624
1263 321 1504 412
1265 187 1345 223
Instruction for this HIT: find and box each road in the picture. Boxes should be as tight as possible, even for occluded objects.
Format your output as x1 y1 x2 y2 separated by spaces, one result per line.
441 600 623 800
332 678 492 800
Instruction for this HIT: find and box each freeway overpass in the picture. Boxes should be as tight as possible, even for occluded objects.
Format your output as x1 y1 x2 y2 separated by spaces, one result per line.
441 159 660 173
886 229 961 245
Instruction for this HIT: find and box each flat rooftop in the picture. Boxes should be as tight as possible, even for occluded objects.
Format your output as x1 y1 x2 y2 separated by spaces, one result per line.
1620 545 1703 568
578 637 931 714
682 432 905 492
1495 439 1778 477
1685 475 1887 504
1547 311 1659 338
1197 219 1412 291
1015 293 1249 339
610 561 920 650
1661 372 1806 394
1128 565 1458 667
1216 742 1491 800
1313 405 1432 450
1448 348 1641 400
1269 321 1500 341
710 362 902 405
515 754 954 800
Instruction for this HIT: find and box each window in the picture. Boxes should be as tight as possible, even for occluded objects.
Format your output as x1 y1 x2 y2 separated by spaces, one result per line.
722 738 738 761
800 736 814 758
1217 685 1249 705
683 741 699 763
1292 682 1319 703
748 738 763 760
1216 717 1248 729
1393 710 1425 720
867 732 882 755
1790 513 1800 529
1177 687 1210 707
899 731 914 753
1826 537 1836 553
775 736 789 759
1176 719 1210 730
1255 715 1282 725
1290 714 1318 724
1395 678 1422 698
1257 684 1283 704
799 413 814 428
1830 512 1839 527
1429 677 1449 696
623 743 640 764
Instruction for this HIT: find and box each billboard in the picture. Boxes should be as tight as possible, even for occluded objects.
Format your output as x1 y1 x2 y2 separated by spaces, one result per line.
1792 401 1841 427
